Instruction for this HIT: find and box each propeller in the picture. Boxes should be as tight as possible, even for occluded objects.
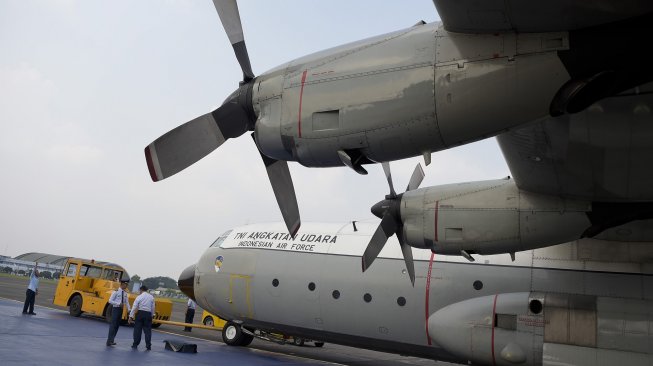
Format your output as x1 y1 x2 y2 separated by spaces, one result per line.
362 162 425 286
144 0 301 237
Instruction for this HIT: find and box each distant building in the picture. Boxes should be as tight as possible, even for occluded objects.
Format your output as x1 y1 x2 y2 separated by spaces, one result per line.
0 252 69 275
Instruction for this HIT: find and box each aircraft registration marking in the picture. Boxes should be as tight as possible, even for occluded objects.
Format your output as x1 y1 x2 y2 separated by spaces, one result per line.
228 230 338 254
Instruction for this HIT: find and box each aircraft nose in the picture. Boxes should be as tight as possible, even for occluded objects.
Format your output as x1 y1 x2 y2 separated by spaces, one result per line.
178 264 196 301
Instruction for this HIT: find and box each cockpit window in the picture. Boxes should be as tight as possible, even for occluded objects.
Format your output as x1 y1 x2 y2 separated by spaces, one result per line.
210 230 233 248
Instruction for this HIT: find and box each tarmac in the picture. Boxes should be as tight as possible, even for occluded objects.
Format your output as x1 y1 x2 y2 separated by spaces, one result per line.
0 298 333 366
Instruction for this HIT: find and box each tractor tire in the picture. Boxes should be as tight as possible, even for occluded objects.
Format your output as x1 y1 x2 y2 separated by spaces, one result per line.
203 316 214 327
69 294 83 317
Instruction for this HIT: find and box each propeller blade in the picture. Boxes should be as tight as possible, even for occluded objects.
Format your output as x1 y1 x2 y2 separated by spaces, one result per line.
362 213 398 272
145 101 249 182
397 229 416 286
145 111 225 182
211 0 254 82
381 162 397 198
406 163 425 191
256 144 301 237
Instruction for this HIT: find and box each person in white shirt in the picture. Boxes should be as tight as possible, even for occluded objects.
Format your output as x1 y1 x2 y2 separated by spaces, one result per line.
129 285 155 350
184 298 197 332
22 262 39 315
106 280 131 346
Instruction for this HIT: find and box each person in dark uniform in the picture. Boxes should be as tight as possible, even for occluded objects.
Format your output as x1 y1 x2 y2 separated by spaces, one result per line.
22 262 39 315
184 298 196 331
106 280 131 346
129 285 155 350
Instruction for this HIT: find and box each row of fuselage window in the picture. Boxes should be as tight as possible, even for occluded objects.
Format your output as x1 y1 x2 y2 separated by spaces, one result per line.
271 278 407 306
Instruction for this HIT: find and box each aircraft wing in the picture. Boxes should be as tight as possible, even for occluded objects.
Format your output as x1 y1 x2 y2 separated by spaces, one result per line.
496 83 653 202
431 0 653 33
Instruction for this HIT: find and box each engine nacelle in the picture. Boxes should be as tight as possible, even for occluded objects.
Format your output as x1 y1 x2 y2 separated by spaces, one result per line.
400 178 591 255
251 22 569 169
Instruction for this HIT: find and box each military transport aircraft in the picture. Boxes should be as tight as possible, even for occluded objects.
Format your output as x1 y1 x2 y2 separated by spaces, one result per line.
178 221 653 366
145 0 653 273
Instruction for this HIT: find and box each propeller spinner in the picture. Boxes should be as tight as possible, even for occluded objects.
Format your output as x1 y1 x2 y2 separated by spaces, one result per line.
362 162 425 286
144 0 300 236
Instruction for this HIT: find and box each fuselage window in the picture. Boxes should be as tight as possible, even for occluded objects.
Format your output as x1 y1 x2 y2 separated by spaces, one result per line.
272 279 279 287
308 282 316 291
363 293 372 303
332 290 340 299
397 297 406 306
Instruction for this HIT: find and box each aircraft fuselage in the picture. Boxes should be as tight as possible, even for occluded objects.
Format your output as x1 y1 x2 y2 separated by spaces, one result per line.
186 222 653 366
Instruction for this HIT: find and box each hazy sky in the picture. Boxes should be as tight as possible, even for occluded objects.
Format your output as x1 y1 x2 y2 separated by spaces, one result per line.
1 0 509 279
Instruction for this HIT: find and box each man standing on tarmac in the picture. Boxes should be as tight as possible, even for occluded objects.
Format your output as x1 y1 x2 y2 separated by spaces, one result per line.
129 285 155 350
106 280 131 346
184 298 196 332
22 262 39 315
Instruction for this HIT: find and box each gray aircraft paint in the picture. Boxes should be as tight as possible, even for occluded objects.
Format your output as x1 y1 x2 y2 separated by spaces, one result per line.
252 22 570 168
188 221 653 366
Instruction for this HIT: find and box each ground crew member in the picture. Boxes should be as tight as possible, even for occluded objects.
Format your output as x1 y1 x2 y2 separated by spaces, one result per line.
106 280 131 346
22 262 39 315
184 298 196 332
129 285 155 350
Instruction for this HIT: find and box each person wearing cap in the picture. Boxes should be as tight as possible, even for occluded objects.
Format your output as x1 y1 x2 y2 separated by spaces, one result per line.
106 280 131 346
22 262 39 315
184 298 196 332
129 285 155 350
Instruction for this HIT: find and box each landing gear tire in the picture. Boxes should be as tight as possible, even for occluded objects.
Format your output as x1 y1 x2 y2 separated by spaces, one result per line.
314 342 324 348
69 294 83 317
222 322 253 346
293 337 305 346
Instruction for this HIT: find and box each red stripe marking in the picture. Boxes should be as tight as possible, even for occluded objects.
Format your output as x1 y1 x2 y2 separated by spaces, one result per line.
144 145 158 182
491 294 499 366
424 251 435 345
434 201 439 242
298 70 308 138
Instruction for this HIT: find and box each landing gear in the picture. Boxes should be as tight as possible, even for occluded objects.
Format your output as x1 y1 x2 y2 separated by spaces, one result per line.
222 321 254 346
293 337 305 346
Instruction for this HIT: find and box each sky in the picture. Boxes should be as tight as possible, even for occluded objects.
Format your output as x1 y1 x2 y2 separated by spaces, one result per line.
0 0 509 279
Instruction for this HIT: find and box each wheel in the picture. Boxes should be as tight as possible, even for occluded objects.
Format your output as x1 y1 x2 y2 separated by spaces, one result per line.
293 337 305 346
222 321 249 346
69 294 83 317
203 316 214 327
314 341 324 348
104 306 112 323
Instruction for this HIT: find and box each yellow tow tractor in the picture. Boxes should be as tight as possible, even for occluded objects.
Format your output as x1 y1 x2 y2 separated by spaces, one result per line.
53 258 172 327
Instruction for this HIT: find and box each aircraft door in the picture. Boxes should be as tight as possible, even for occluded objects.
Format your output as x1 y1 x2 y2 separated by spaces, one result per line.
229 274 253 319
